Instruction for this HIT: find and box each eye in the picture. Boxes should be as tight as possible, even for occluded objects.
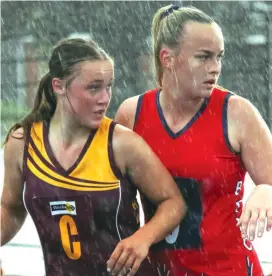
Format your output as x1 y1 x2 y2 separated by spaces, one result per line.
217 54 224 61
106 83 112 91
197 55 208 61
88 85 102 93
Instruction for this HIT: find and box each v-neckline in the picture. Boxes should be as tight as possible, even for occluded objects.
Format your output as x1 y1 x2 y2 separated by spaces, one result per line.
156 90 210 139
43 121 97 176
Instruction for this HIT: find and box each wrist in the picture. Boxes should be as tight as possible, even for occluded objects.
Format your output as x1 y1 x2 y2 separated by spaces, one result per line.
133 227 156 247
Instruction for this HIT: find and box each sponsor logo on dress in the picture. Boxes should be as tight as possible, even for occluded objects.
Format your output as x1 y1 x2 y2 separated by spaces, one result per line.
50 201 77 216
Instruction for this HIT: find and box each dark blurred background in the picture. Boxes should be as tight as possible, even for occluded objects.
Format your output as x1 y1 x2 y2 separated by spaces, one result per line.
1 1 272 143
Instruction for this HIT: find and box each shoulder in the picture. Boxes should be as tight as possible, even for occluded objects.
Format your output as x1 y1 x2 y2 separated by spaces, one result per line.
117 95 141 116
119 95 141 109
115 89 160 129
228 95 261 122
227 94 268 147
111 123 145 173
212 86 253 116
5 127 25 146
113 123 143 147
4 127 25 172
114 95 141 129
112 124 149 157
11 127 24 138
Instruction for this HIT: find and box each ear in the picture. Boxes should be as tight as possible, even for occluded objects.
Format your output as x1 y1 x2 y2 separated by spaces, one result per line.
160 47 174 69
52 78 65 95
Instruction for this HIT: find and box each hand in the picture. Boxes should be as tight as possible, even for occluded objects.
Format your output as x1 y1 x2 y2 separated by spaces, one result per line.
237 184 272 241
106 234 151 276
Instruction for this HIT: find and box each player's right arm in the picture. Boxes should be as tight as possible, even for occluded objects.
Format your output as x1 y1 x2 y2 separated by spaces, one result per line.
1 128 27 246
107 125 187 276
114 96 139 129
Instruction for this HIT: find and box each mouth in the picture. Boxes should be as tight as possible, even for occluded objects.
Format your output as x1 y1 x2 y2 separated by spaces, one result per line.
93 110 106 117
94 109 105 115
204 79 216 85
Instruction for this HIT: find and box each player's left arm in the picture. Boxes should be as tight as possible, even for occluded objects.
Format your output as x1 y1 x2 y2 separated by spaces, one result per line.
228 95 272 241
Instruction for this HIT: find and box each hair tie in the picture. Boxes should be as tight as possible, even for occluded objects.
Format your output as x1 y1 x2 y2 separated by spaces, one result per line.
160 4 180 19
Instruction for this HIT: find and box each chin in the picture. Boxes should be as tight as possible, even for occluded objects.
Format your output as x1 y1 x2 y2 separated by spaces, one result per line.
199 87 214 97
87 119 104 129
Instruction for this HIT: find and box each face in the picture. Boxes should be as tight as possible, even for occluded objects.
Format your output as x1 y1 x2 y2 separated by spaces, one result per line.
171 22 224 98
62 60 114 129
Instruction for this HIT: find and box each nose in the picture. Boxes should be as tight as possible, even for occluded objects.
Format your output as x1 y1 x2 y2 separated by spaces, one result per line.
208 57 221 75
97 88 111 105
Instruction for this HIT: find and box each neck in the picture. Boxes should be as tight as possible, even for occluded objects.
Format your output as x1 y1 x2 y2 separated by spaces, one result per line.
160 76 204 118
50 104 90 146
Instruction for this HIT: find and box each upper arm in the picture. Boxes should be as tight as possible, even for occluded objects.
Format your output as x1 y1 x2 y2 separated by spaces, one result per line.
1 128 26 209
112 125 182 205
114 96 140 130
228 96 272 185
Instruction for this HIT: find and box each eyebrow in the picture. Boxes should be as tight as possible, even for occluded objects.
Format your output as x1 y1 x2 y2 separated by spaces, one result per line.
88 78 114 84
196 49 225 55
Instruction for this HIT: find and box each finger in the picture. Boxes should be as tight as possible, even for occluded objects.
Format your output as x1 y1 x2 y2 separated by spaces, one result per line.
267 209 272 231
117 255 135 276
123 255 136 276
256 209 267 238
111 250 130 275
237 208 250 227
238 209 252 239
248 210 259 241
127 258 142 276
107 245 123 274
114 266 131 276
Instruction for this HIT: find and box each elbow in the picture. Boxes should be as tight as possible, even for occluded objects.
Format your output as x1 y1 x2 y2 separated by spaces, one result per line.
179 195 188 219
1 205 27 246
170 194 188 222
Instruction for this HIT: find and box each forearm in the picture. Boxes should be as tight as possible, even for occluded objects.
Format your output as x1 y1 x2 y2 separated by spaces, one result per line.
1 206 27 246
134 196 187 246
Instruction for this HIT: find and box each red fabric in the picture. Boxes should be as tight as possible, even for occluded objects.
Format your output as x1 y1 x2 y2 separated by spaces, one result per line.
134 87 263 276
